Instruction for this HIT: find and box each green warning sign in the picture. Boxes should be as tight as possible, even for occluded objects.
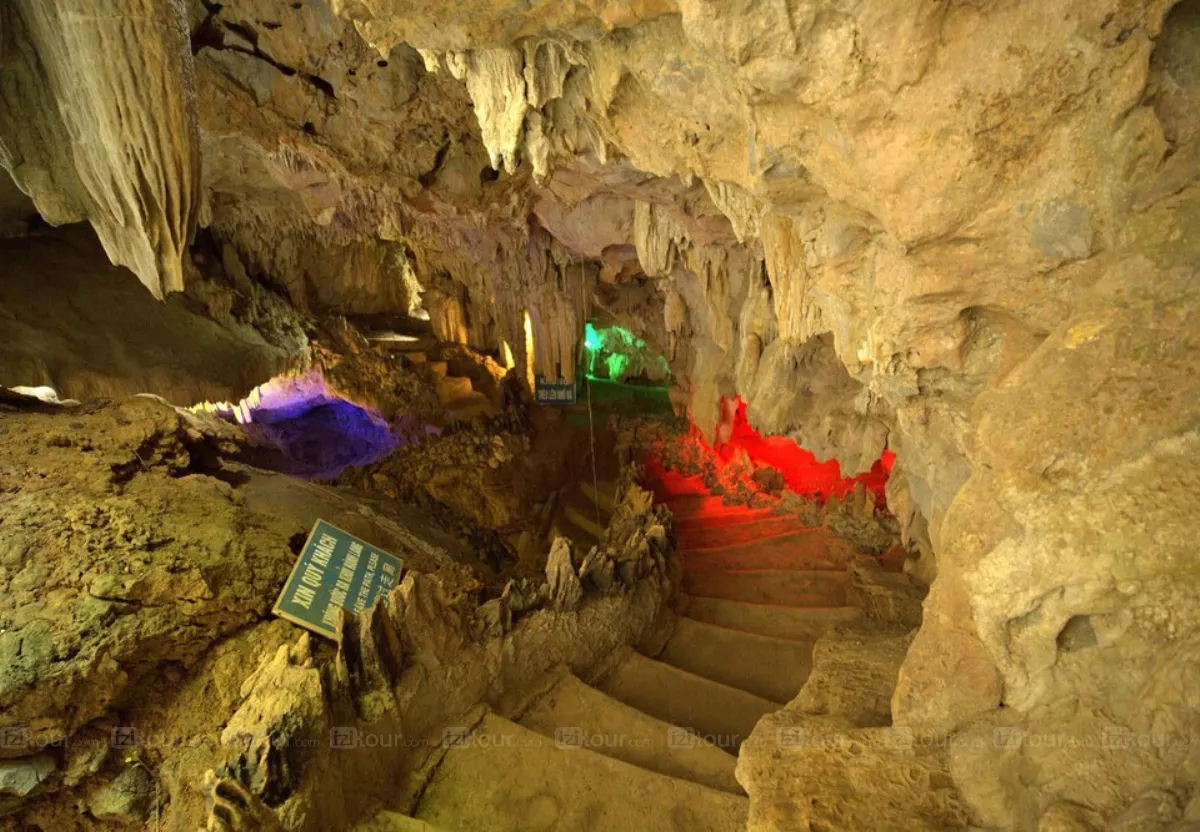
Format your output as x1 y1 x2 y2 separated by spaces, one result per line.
272 520 404 640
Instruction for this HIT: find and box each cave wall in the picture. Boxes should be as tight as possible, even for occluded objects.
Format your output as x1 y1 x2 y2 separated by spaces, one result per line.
0 226 303 404
197 0 1200 822
0 0 201 299
1 0 1198 825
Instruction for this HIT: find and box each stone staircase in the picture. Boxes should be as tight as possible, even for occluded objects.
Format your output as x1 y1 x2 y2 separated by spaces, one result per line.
550 478 617 552
358 485 877 831
425 360 495 423
367 330 497 423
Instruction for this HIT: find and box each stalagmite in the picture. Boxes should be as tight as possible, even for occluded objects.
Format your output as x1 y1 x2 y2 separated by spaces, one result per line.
546 536 583 612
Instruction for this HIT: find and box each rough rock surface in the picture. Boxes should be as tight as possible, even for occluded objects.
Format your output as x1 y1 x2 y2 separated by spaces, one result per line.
0 227 304 404
736 561 960 830
0 389 676 828
0 395 476 825
0 0 200 298
0 0 1197 825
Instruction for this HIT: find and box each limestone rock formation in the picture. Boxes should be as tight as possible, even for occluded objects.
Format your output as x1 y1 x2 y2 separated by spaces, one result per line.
0 394 474 823
0 227 304 404
545 536 583 612
1 0 1198 826
0 0 201 298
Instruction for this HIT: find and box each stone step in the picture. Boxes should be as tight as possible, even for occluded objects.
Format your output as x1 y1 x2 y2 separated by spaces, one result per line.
682 568 850 607
414 713 748 832
437 375 475 403
428 361 449 378
657 617 814 704
675 515 821 550
680 597 861 642
404 351 428 365
356 811 445 831
666 498 776 529
678 531 856 572
550 514 599 553
563 500 608 541
579 479 619 514
595 652 777 752
443 393 496 423
518 673 741 794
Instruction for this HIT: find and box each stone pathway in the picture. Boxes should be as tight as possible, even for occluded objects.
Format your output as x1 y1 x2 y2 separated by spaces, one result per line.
361 481 901 832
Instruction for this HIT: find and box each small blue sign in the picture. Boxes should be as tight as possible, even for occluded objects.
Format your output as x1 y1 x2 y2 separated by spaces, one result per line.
535 377 576 405
273 520 404 640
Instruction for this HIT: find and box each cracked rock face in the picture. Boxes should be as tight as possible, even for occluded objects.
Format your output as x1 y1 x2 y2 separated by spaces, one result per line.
0 397 462 751
1 0 1198 826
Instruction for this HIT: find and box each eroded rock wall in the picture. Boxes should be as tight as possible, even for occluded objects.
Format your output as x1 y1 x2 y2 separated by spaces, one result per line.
0 0 201 298
3 0 1198 825
249 0 1200 824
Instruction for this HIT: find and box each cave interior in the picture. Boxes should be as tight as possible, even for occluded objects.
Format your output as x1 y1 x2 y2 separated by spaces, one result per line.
0 0 1198 830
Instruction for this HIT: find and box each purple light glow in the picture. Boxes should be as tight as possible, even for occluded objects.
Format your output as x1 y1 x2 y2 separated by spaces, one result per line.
250 399 399 480
220 370 401 480
245 371 341 424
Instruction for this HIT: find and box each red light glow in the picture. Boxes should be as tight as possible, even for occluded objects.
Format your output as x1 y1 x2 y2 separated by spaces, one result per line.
644 397 894 508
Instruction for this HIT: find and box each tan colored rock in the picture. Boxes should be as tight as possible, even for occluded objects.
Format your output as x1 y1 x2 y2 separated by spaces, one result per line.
0 0 200 298
848 556 924 631
545 536 583 612
736 714 970 832
790 621 913 729
3 0 1199 825
0 227 301 405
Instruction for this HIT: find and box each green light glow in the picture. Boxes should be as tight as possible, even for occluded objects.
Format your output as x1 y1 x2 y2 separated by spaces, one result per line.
584 322 604 352
581 321 670 383
606 353 629 379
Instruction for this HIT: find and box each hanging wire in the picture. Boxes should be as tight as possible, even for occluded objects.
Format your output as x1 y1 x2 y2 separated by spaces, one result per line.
582 256 602 531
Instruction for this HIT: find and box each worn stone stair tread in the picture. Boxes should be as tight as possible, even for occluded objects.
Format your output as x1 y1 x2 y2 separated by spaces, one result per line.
355 811 445 831
658 617 814 704
443 393 495 422
518 672 742 794
666 499 777 529
681 596 862 641
551 515 599 553
366 332 439 352
676 517 817 548
579 479 619 513
678 531 857 572
595 652 777 751
683 568 850 607
443 389 488 405
437 375 475 402
563 499 608 541
427 360 449 378
676 517 832 550
415 713 748 832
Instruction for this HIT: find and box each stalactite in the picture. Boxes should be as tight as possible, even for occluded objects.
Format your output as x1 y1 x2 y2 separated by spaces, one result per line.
0 0 201 299
760 213 830 345
445 48 528 176
703 180 761 245
633 201 687 278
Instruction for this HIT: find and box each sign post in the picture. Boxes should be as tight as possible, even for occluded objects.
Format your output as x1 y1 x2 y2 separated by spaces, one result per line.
535 376 577 405
273 520 405 640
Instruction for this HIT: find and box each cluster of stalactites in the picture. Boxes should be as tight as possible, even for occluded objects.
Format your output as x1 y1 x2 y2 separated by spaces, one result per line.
0 0 201 300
